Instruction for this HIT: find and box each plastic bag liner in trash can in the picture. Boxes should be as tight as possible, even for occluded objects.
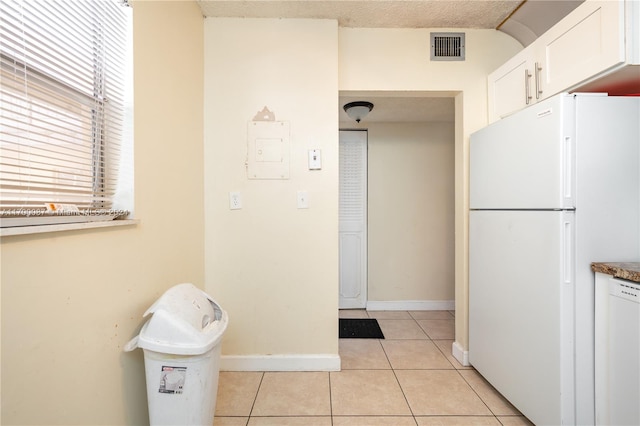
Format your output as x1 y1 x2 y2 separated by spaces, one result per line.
124 283 228 426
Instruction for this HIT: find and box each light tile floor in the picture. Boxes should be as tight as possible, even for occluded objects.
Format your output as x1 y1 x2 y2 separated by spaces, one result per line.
214 310 534 426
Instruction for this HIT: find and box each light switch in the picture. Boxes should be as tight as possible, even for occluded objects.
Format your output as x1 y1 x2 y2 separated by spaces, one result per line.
297 190 309 209
308 149 321 170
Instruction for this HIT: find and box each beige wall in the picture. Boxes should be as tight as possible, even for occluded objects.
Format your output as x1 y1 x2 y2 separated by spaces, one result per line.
0 1 205 424
203 18 340 366
365 122 455 303
0 13 523 423
339 28 521 356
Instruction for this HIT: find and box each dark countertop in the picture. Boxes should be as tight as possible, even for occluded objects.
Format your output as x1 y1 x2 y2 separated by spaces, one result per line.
591 262 640 283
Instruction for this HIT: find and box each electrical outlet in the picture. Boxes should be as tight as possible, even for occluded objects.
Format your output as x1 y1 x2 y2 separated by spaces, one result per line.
229 192 242 210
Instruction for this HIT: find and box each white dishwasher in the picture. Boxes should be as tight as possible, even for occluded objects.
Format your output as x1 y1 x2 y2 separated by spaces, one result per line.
595 272 640 426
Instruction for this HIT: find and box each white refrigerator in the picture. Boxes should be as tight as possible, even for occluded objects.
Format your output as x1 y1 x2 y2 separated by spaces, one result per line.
469 93 640 426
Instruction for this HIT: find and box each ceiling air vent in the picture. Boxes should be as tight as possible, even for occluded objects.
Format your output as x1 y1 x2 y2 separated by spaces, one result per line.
430 32 465 61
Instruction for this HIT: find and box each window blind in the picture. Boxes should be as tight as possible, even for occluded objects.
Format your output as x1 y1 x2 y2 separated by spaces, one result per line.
0 0 131 215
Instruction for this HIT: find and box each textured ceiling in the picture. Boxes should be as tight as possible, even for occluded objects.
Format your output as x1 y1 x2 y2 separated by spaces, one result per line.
197 1 521 29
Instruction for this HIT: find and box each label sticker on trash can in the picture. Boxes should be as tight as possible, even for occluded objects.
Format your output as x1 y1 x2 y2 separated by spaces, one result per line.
158 366 186 394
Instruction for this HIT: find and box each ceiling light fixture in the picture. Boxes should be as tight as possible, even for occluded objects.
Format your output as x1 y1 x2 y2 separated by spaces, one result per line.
343 101 374 123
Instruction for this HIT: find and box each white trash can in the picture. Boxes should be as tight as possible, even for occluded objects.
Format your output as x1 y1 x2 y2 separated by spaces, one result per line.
125 283 229 426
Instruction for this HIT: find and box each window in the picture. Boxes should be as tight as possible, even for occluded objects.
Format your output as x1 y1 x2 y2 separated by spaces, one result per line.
0 0 132 228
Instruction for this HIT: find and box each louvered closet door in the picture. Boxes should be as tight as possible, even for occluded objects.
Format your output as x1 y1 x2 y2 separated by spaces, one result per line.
339 130 367 309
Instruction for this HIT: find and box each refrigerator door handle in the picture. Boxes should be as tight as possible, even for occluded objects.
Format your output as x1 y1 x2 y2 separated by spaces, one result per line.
563 136 574 201
563 217 573 285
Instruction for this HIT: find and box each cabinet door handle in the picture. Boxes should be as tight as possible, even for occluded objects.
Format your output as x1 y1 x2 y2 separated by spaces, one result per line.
535 62 543 99
525 69 532 105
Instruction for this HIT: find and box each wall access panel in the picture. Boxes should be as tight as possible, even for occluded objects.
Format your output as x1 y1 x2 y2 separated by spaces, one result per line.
247 121 290 179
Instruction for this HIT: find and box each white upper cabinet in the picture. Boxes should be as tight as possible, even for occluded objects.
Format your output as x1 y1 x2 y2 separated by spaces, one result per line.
489 0 639 122
540 0 625 97
487 48 538 121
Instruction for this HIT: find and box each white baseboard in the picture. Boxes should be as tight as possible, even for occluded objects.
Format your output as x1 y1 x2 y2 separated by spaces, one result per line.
452 341 470 366
365 300 455 311
220 354 341 372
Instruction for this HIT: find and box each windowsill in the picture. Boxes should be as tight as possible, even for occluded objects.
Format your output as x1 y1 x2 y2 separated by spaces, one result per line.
1 219 139 237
